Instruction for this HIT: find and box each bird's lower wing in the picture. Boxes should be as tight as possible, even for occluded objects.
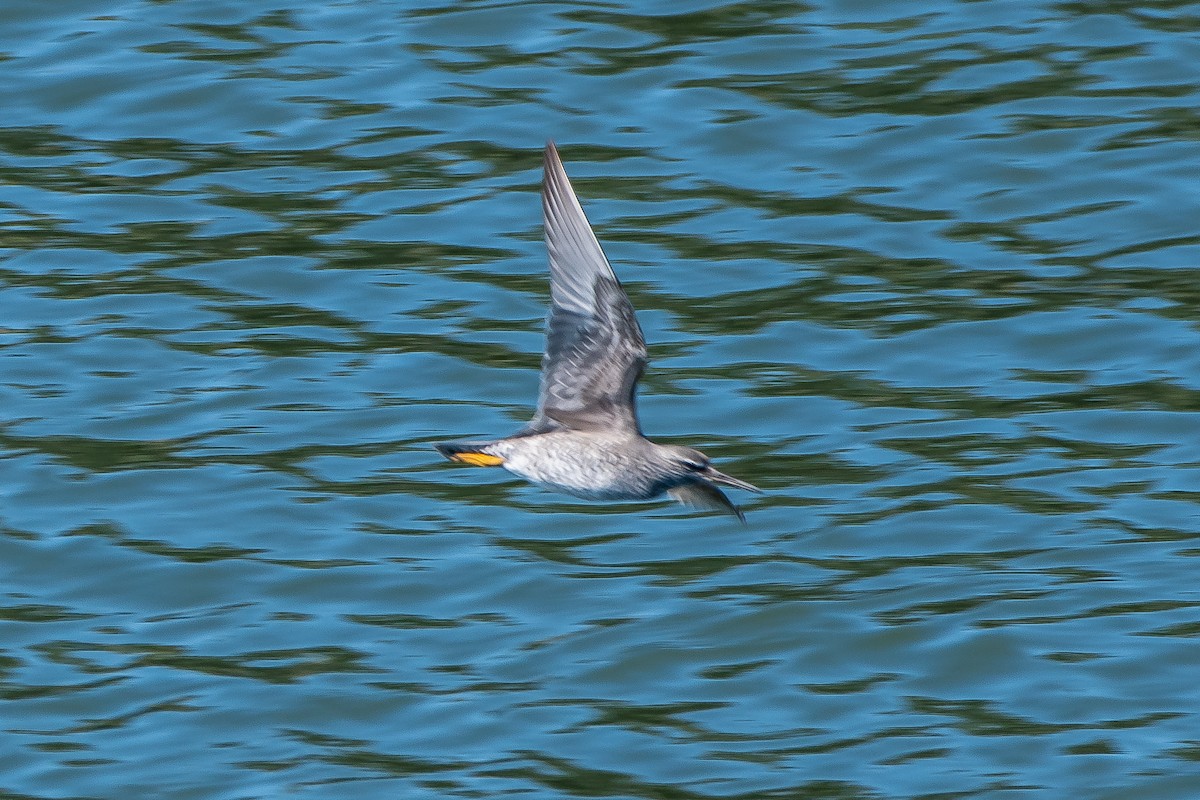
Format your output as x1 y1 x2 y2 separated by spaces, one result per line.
669 482 745 522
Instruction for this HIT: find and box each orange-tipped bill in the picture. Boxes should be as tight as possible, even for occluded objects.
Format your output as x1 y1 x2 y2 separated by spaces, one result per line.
434 443 505 467
451 452 504 467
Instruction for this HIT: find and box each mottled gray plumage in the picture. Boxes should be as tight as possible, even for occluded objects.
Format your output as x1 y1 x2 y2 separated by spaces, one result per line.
531 143 646 434
435 141 760 520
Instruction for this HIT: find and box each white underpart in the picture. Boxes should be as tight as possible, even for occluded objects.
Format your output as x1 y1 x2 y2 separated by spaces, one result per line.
490 433 663 501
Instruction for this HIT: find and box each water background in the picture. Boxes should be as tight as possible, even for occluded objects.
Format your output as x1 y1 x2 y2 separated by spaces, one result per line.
3 1 1200 797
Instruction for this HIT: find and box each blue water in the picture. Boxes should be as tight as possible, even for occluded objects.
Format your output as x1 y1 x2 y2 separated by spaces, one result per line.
2 1 1200 797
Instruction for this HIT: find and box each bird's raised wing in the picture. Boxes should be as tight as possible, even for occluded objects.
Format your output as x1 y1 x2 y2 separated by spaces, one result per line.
525 141 647 434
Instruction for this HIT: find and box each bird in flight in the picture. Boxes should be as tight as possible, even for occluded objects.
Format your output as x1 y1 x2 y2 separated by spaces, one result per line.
435 141 760 520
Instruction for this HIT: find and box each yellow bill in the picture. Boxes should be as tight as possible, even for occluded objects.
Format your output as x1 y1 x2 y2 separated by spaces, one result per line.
450 452 505 467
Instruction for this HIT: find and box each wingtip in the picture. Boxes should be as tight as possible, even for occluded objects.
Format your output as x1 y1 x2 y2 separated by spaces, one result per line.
669 482 749 523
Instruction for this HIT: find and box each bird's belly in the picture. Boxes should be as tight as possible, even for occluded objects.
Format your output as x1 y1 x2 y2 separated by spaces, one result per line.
502 452 659 501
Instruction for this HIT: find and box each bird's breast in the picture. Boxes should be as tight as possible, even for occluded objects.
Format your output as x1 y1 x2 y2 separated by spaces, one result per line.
494 434 667 501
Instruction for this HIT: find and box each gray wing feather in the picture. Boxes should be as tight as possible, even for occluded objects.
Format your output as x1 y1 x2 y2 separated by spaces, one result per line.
669 482 745 522
528 141 647 433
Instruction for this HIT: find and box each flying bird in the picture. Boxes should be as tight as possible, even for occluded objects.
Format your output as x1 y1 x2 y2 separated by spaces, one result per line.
435 142 760 520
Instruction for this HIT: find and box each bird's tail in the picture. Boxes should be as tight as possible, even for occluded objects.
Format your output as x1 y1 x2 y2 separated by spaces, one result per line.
433 441 505 467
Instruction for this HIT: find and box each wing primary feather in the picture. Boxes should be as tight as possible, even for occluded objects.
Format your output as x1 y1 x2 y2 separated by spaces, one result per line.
530 141 648 433
669 482 746 523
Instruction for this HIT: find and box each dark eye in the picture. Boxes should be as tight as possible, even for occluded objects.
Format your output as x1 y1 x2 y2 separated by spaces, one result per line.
683 459 707 471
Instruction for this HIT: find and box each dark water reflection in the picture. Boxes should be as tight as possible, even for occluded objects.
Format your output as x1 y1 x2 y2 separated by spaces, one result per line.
2 0 1200 798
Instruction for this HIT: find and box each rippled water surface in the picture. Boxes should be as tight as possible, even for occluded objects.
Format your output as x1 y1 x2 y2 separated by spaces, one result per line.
3 1 1200 797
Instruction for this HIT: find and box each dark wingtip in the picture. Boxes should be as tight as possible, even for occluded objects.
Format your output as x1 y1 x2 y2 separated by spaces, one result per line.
669 482 749 523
